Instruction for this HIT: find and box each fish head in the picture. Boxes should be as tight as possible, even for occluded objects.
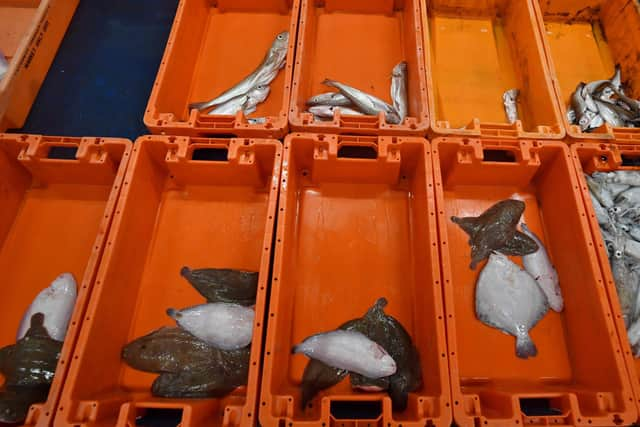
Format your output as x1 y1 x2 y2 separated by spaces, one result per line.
122 329 174 370
272 31 289 50
50 273 77 295
392 61 407 77
371 343 397 376
578 111 594 130
250 85 271 102
308 105 333 117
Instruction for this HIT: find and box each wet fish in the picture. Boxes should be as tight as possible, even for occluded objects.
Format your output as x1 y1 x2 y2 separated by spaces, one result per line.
475 252 548 358
610 239 638 328
122 327 219 373
189 31 288 111
306 92 353 107
628 319 640 357
322 79 401 124
180 266 258 306
594 99 625 127
207 85 270 116
1 313 62 387
150 346 250 398
589 191 612 227
521 224 563 312
293 330 397 379
300 359 348 408
586 175 614 207
609 171 640 187
17 273 77 342
391 61 408 122
308 105 364 119
572 83 598 130
502 88 519 124
451 199 538 269
167 303 254 350
0 385 50 424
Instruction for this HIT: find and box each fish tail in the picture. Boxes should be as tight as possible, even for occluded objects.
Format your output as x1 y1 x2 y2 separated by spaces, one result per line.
166 308 181 319
322 78 336 88
291 345 300 354
180 266 192 279
515 332 538 359
188 101 213 111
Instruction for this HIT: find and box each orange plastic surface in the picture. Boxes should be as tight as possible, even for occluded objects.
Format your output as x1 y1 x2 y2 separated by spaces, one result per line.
422 1 564 139
0 134 131 427
571 142 640 422
260 134 451 427
55 136 281 427
144 0 298 139
0 0 79 131
288 0 430 136
537 0 640 141
433 137 636 426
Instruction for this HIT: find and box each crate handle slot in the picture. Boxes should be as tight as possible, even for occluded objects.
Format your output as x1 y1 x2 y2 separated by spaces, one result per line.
337 145 377 160
329 400 382 419
47 145 78 160
482 149 516 163
519 398 562 417
134 408 183 426
621 154 640 167
192 147 229 162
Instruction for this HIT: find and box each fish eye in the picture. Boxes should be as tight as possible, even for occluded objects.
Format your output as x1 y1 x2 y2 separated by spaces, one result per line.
277 34 284 40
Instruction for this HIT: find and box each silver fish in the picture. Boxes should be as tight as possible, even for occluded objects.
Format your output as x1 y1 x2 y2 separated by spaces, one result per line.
590 191 612 227
502 88 519 124
293 330 397 379
306 92 353 107
475 252 548 359
610 171 640 187
308 105 364 119
628 318 640 355
17 273 77 342
572 84 598 131
247 117 267 124
391 61 408 122
586 175 614 207
611 254 638 328
167 303 255 350
207 85 270 116
629 227 640 242
594 99 625 127
190 31 288 111
322 79 401 124
521 224 563 312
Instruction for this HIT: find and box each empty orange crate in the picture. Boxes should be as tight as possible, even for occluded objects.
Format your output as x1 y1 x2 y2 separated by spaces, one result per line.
537 0 640 142
423 1 564 139
288 0 430 135
433 137 636 426
0 134 131 427
571 142 640 421
0 0 79 131
144 0 299 139
260 134 451 427
55 136 281 427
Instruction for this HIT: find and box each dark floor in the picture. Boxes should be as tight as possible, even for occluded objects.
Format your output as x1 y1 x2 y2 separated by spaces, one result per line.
14 0 178 141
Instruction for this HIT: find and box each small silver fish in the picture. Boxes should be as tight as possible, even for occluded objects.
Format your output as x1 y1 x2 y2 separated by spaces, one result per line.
308 105 364 119
594 99 625 127
609 171 640 187
306 92 353 107
628 318 640 355
502 88 519 124
167 303 255 350
610 240 638 328
322 79 401 124
293 330 397 379
207 85 270 116
190 31 288 111
586 175 614 207
390 61 408 122
475 252 548 359
521 224 563 312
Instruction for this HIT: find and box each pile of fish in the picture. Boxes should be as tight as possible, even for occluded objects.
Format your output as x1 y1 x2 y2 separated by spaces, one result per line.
451 200 564 359
568 65 640 131
122 267 258 398
188 31 288 122
293 298 421 411
305 61 408 124
586 170 640 356
0 273 77 423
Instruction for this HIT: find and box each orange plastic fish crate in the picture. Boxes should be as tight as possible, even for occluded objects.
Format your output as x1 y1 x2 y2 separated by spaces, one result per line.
422 0 564 139
260 134 451 427
432 137 637 426
0 134 131 427
536 0 640 142
0 0 78 131
54 136 281 427
571 142 640 422
144 0 299 139
288 0 430 136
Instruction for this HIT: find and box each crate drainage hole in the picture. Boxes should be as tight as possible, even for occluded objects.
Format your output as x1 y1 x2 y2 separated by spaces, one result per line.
47 146 78 160
135 408 183 426
192 147 228 161
621 155 640 167
330 400 382 419
337 145 377 159
483 149 515 163
519 398 562 417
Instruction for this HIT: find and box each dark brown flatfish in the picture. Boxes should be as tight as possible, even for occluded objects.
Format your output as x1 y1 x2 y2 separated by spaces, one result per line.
0 385 50 424
3 313 62 387
451 199 538 269
180 267 258 306
122 327 218 374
